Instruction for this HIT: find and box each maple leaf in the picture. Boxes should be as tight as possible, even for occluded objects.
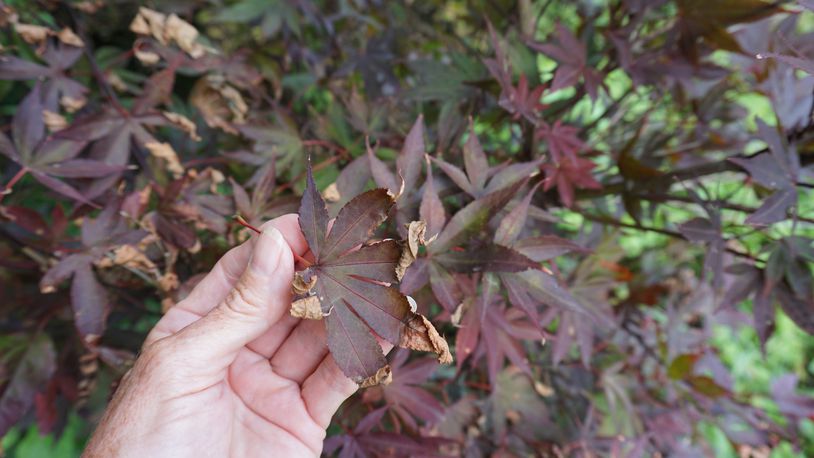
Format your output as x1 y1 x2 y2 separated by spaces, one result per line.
323 407 450 458
231 163 299 227
146 169 234 251
541 156 601 208
291 165 451 386
675 0 781 62
729 118 799 226
431 123 541 199
535 120 586 163
497 74 546 123
486 367 557 444
455 276 543 384
0 40 87 112
362 349 444 430
231 112 304 180
39 199 147 343
0 335 56 437
483 20 547 122
530 24 605 100
0 85 129 206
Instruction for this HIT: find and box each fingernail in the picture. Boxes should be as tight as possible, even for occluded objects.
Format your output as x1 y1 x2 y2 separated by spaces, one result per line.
249 226 286 276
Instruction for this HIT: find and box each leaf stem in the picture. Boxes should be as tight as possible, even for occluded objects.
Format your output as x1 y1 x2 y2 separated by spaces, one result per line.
234 215 262 234
234 215 312 267
302 139 349 158
0 167 28 203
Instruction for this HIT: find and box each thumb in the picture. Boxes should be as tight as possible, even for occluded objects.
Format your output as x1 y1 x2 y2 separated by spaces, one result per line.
171 225 294 365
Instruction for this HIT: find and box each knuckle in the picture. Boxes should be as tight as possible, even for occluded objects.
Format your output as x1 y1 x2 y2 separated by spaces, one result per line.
140 338 176 368
223 275 266 318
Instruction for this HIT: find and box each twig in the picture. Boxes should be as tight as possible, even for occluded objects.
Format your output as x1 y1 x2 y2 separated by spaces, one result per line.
576 211 762 263
0 167 28 204
234 215 312 266
302 139 349 158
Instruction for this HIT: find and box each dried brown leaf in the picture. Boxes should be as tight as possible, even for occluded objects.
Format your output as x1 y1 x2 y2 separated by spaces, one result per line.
96 245 155 271
396 221 432 281
165 14 205 58
163 112 201 141
56 28 84 47
14 23 50 45
42 110 67 132
292 272 317 296
158 272 179 292
60 95 87 113
290 296 324 320
360 364 393 388
322 182 341 203
145 142 184 178
401 313 453 364
135 49 160 66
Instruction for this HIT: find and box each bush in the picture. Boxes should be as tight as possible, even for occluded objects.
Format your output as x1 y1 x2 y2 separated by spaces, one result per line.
1 0 814 456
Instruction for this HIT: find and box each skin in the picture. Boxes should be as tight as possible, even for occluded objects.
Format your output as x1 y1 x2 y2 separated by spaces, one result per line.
84 214 382 457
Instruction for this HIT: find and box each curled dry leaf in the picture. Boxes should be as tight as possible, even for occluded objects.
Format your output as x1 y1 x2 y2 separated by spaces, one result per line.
401 314 453 364
135 49 161 66
130 7 165 41
395 220 434 281
165 14 205 59
42 110 68 132
57 28 84 47
145 142 184 178
360 365 393 388
163 111 201 141
60 95 87 113
130 7 206 58
96 244 155 271
292 272 318 296
14 23 50 45
190 76 248 134
157 272 179 293
290 296 324 320
322 182 341 203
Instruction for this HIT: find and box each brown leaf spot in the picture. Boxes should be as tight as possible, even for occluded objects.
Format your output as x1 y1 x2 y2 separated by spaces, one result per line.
359 364 392 388
290 296 324 320
400 313 453 364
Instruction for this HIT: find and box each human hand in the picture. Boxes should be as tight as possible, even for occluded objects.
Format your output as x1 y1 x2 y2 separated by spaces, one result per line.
84 214 373 457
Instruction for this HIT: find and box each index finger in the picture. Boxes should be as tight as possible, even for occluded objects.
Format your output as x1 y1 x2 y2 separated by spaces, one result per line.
145 214 308 345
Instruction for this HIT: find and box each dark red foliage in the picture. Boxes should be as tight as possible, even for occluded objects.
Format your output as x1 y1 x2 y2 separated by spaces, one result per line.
1 1 814 456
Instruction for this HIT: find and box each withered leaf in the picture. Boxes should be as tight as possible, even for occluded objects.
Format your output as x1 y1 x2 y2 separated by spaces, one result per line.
400 314 453 365
395 220 430 281
290 296 323 320
296 164 451 385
